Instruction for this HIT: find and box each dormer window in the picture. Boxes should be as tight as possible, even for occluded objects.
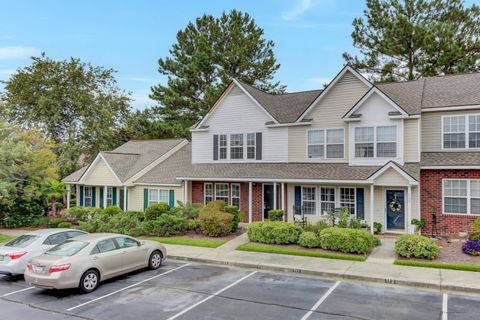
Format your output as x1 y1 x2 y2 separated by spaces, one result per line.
355 126 397 158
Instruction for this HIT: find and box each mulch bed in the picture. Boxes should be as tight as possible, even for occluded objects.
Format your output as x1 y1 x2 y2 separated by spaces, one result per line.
433 239 480 265
171 226 246 241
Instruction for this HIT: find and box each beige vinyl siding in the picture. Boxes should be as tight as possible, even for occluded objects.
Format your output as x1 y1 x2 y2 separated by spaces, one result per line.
422 109 480 152
403 118 420 162
82 159 120 186
127 185 183 211
374 168 409 186
288 71 369 162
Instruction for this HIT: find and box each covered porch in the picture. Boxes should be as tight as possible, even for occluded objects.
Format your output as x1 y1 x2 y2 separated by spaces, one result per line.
66 184 128 211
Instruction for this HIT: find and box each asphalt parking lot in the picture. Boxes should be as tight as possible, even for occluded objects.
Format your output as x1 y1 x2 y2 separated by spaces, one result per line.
1 260 479 320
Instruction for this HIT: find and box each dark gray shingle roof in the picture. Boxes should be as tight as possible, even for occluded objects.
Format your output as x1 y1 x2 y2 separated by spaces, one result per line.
63 166 88 182
421 152 480 167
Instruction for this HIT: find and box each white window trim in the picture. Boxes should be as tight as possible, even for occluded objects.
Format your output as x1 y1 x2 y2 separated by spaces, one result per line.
339 187 356 216
306 128 345 160
301 185 317 215
84 186 93 207
231 183 241 208
299 186 358 217
216 133 259 161
106 187 113 207
247 133 256 160
148 188 169 207
354 126 398 159
319 186 336 215
219 134 228 160
214 183 230 204
441 114 480 150
204 183 213 204
442 178 480 216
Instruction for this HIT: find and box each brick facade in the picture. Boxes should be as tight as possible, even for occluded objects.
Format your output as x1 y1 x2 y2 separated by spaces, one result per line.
421 169 480 237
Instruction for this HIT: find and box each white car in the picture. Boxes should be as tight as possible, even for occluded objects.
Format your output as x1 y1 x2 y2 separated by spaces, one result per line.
0 229 87 276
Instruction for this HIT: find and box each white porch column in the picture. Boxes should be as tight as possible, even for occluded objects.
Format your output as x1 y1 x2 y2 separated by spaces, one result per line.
183 181 188 204
248 182 253 223
273 182 277 210
407 185 412 234
281 183 285 221
103 185 108 208
123 185 127 211
370 184 375 234
66 185 71 209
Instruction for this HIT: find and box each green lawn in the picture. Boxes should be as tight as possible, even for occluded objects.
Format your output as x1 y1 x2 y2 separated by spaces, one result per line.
147 237 227 248
0 234 14 244
394 259 480 272
236 243 367 262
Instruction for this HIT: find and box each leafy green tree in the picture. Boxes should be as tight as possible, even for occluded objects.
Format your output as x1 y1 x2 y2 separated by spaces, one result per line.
41 179 67 216
151 9 283 132
1 54 131 177
343 0 480 82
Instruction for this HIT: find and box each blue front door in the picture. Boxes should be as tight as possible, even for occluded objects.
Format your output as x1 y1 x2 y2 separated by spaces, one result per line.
386 190 405 230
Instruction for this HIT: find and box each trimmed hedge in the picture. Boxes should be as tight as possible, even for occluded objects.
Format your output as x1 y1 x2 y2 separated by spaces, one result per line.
57 222 72 228
102 206 122 216
298 231 321 248
144 203 170 220
319 227 379 254
267 210 284 221
248 221 302 244
143 214 188 237
395 235 440 260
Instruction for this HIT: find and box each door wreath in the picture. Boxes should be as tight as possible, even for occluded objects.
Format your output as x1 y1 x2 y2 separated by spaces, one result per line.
388 194 402 213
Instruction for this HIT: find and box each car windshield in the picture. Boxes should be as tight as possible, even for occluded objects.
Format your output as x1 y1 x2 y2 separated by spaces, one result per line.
46 240 88 257
4 235 39 248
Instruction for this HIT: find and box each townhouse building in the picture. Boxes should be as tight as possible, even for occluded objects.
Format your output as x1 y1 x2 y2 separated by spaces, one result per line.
64 65 480 236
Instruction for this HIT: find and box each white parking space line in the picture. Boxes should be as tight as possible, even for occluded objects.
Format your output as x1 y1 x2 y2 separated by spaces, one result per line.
442 293 448 320
1 286 36 297
300 281 341 320
67 263 191 311
166 271 258 320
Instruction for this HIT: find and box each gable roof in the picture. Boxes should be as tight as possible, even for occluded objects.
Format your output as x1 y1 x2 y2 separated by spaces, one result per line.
377 72 480 113
63 139 186 183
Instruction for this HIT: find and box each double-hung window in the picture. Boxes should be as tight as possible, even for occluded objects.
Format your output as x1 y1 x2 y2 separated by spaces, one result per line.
106 187 113 207
247 133 256 159
355 127 374 158
302 186 317 215
204 183 213 204
84 187 93 207
355 126 397 158
340 187 356 215
307 129 344 159
148 189 169 207
320 187 335 214
219 135 228 159
443 179 480 215
230 134 244 159
443 115 480 149
215 183 229 204
231 183 240 208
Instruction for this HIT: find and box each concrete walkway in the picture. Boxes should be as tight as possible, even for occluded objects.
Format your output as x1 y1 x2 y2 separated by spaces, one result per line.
165 236 480 295
366 238 396 264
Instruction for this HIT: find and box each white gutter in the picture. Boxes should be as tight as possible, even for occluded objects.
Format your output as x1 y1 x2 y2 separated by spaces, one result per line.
176 177 374 184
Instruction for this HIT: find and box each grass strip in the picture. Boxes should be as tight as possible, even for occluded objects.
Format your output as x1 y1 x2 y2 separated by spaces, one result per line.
236 243 366 262
0 234 14 244
147 237 227 248
394 259 480 272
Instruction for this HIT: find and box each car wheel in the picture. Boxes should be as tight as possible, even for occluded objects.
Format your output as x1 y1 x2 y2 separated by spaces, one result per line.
79 270 100 293
149 251 162 270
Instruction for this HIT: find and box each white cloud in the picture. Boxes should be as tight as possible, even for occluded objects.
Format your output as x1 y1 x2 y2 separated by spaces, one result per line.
0 46 39 60
123 76 161 83
281 0 314 21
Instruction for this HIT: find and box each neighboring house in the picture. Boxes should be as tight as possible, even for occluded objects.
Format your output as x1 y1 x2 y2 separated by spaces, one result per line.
64 65 480 237
63 139 188 211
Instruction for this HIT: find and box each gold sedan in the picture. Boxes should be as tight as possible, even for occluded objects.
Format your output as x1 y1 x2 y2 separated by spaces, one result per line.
24 233 167 293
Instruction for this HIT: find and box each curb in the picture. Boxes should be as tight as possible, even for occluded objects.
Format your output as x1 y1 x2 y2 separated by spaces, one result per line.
169 255 480 295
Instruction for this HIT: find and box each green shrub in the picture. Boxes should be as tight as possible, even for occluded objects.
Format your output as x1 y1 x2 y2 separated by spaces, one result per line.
143 215 188 237
66 207 99 222
238 211 246 223
304 220 330 235
337 209 350 228
175 201 201 219
373 222 382 234
298 231 321 248
48 218 66 228
0 198 44 228
349 218 362 229
225 205 240 233
57 222 72 228
268 210 284 221
205 200 225 211
198 209 234 237
78 213 111 233
248 221 302 244
187 219 201 231
318 227 379 254
31 215 49 227
470 218 480 240
395 235 440 260
102 206 122 216
145 203 171 220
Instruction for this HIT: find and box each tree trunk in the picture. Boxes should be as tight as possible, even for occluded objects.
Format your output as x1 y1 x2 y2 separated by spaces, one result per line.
50 197 57 217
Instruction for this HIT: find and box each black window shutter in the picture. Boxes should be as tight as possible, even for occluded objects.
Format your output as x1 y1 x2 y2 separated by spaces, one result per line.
356 188 365 220
256 132 262 160
213 135 219 160
294 186 301 214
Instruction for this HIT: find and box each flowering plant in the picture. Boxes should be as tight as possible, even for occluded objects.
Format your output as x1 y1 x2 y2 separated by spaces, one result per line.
462 239 480 256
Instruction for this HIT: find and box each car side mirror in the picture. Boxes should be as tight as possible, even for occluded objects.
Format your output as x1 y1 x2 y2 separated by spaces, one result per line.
139 241 145 247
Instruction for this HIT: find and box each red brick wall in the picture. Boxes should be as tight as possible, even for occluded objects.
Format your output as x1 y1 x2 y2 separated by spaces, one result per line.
191 181 264 222
421 169 480 237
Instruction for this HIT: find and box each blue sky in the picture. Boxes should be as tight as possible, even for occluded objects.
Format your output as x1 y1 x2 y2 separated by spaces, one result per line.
0 0 367 109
